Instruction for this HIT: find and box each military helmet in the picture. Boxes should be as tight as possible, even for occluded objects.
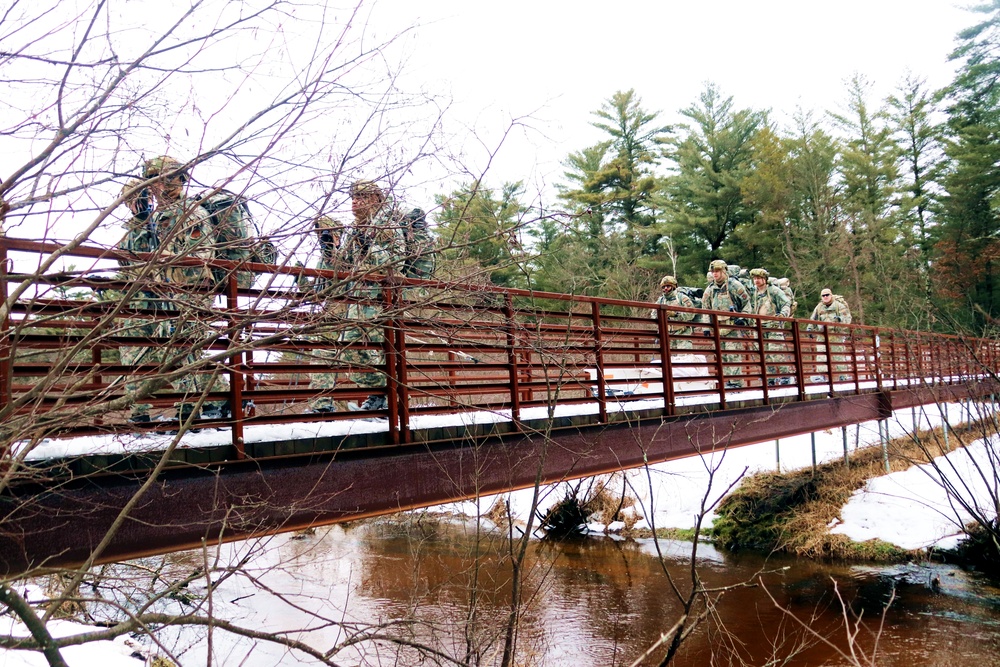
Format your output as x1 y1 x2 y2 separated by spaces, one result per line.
121 178 144 200
659 275 678 288
314 215 341 233
350 179 384 199
142 155 187 181
709 259 728 272
749 268 769 278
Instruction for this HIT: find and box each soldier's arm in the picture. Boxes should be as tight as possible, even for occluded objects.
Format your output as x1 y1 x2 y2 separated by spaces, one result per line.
774 287 791 318
676 295 697 322
736 282 751 313
840 304 852 324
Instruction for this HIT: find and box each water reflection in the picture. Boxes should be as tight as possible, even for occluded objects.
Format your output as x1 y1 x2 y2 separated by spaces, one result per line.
341 519 1000 666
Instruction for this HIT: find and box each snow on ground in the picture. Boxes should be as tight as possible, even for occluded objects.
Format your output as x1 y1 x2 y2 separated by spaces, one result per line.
831 434 1000 550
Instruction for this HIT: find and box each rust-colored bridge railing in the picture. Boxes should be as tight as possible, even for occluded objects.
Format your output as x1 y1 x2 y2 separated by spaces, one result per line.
1 236 997 461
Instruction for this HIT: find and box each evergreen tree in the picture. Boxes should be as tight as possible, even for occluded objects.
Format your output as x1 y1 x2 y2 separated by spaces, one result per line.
559 90 670 258
887 73 943 291
659 83 767 279
936 0 1000 329
435 181 528 288
829 74 903 325
781 110 845 312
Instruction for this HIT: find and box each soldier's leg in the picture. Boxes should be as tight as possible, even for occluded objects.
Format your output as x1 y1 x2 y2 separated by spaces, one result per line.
722 336 743 388
308 346 339 413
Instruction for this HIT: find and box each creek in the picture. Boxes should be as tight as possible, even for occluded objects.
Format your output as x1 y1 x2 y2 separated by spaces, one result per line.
182 519 1000 666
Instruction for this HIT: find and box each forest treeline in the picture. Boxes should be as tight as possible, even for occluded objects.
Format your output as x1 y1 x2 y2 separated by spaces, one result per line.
432 2 1000 334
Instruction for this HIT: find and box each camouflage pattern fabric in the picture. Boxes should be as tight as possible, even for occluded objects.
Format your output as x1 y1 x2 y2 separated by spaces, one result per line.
308 248 347 412
807 297 852 325
703 276 751 386
116 213 173 419
339 202 406 390
153 197 229 414
198 191 255 289
751 285 792 381
807 296 853 379
652 290 697 349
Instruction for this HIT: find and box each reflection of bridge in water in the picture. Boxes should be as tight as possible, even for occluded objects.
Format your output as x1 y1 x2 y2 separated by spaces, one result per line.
1 237 997 573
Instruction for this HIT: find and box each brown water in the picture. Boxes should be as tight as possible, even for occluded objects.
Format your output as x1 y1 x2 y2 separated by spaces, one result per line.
305 519 1000 666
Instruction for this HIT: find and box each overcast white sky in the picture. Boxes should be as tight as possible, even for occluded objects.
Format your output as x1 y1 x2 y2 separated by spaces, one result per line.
367 0 975 200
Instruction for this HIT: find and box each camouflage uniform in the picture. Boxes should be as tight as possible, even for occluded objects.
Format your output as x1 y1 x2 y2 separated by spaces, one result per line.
198 191 255 290
146 157 229 420
306 217 346 413
703 259 751 388
402 208 436 280
651 276 697 350
807 292 853 380
340 181 406 410
749 269 792 383
116 179 171 421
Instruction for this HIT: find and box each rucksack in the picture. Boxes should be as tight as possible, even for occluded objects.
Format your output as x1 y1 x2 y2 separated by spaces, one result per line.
196 190 277 289
769 277 797 315
401 207 436 279
677 286 703 309
728 264 754 294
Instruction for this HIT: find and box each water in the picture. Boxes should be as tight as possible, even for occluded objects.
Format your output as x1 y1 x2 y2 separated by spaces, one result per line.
182 519 1000 666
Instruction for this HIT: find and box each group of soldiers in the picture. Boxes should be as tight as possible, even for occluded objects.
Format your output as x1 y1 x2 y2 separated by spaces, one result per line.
653 259 853 388
116 157 431 424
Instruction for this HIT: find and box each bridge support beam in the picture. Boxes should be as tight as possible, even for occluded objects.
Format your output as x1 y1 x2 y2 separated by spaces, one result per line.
0 382 990 575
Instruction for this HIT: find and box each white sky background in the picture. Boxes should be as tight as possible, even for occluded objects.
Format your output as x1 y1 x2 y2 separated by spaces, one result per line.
368 0 975 205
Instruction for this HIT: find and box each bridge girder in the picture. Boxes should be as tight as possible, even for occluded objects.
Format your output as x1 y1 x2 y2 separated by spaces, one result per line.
0 383 986 576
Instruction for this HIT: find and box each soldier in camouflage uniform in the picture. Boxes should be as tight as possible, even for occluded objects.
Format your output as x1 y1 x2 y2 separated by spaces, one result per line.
807 288 853 381
305 216 346 413
702 259 752 388
116 178 169 422
340 179 406 412
749 268 792 385
650 275 697 349
144 156 229 422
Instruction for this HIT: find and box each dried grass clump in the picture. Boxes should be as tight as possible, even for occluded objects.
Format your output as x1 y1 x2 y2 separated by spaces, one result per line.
540 475 643 537
485 497 512 528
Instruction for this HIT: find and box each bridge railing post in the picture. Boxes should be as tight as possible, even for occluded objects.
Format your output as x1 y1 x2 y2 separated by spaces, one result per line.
0 240 9 420
225 274 246 459
381 283 401 446
504 294 522 425
391 285 410 444
791 320 806 401
655 307 674 416
753 317 769 403
591 301 607 424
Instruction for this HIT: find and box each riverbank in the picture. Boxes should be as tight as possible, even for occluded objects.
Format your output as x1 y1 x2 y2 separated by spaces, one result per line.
711 413 1000 567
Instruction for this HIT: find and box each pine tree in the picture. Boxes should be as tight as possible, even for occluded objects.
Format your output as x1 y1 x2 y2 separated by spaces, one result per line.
936 0 1000 329
659 83 767 279
829 74 902 325
559 90 670 258
435 181 528 288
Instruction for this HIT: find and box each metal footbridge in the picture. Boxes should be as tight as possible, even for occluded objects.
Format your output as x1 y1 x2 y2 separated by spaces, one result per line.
0 237 996 574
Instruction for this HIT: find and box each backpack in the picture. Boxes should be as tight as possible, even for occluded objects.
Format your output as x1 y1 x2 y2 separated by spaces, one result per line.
769 277 797 315
728 264 754 294
401 207 436 279
676 286 704 324
196 190 277 289
677 286 703 309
